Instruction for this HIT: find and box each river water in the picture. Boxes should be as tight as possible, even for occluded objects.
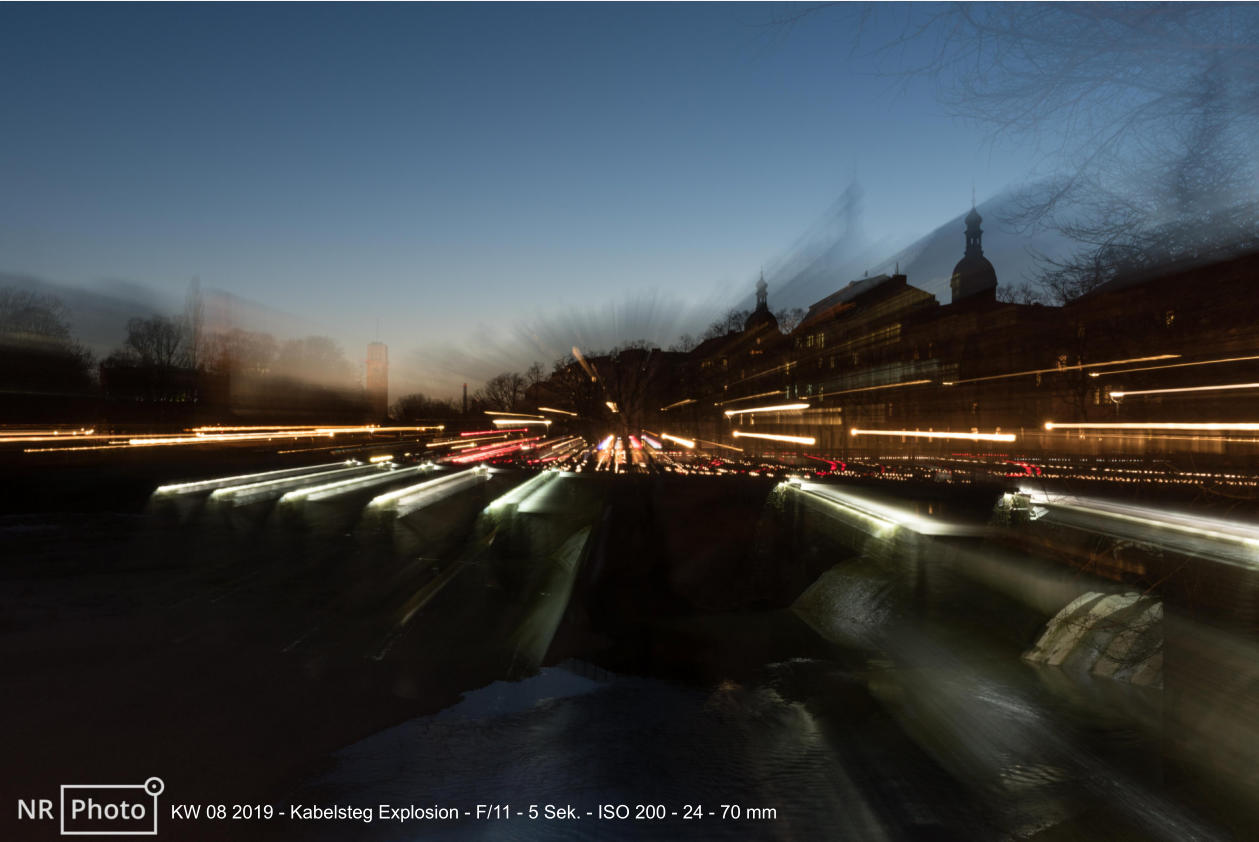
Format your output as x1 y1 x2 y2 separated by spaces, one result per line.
295 598 1212 841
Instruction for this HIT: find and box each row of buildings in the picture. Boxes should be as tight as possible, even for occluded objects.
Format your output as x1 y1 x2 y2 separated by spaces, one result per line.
642 207 1259 463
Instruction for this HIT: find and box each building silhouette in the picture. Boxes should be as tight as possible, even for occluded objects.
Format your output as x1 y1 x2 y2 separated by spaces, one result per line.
950 206 998 304
654 202 1259 465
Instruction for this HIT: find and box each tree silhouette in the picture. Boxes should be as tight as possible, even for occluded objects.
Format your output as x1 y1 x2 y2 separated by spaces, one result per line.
483 371 526 410
393 392 459 420
114 315 189 368
274 336 354 387
0 287 94 401
802 3 1259 298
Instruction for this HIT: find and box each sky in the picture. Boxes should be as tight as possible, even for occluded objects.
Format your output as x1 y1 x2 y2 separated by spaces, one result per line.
0 3 1037 396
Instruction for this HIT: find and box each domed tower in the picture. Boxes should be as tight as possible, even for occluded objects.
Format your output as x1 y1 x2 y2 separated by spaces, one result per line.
949 206 998 304
744 271 779 333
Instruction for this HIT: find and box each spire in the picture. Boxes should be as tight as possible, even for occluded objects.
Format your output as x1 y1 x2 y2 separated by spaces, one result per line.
755 270 768 310
964 205 984 257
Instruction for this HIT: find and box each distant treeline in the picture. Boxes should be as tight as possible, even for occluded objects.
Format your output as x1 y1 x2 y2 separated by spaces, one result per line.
0 288 373 426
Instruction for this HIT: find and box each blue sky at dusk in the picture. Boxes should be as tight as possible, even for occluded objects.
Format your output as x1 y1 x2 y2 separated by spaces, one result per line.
0 3 1036 394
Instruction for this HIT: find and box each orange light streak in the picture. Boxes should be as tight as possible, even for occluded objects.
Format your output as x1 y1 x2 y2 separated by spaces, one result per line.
943 354 1179 386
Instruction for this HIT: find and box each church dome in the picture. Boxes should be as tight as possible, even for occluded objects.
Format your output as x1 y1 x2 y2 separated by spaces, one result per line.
950 205 998 303
744 307 779 332
744 272 779 333
950 253 998 300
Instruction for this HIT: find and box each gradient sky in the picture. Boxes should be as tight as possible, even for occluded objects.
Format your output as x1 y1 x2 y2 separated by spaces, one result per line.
0 3 1035 395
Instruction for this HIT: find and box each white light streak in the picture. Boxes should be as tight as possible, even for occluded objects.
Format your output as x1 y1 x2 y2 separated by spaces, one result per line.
1019 488 1259 566
792 481 976 536
282 463 437 504
486 470 557 510
1108 382 1259 399
367 467 490 514
731 431 817 445
850 428 1016 442
723 402 810 417
153 463 345 496
492 418 551 427
1044 421 1259 432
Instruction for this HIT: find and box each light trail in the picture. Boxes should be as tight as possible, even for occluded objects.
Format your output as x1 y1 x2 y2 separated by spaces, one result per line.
572 346 599 382
694 438 743 452
1108 382 1259 399
448 436 544 464
189 424 440 433
723 402 810 417
661 398 697 411
492 418 551 427
538 406 578 416
850 428 1016 443
1044 421 1259 432
789 481 977 536
942 354 1179 386
428 434 507 448
19 424 444 453
281 463 438 504
731 431 816 445
1019 488 1259 566
485 410 545 419
825 379 931 396
487 470 557 510
209 463 380 505
1046 431 1259 446
367 467 490 514
660 433 696 449
153 463 349 496
805 455 845 472
532 437 585 463
713 391 784 407
1088 353 1259 378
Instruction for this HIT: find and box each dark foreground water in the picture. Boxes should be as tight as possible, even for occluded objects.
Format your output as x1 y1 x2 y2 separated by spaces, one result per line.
294 603 1209 842
3 471 1252 841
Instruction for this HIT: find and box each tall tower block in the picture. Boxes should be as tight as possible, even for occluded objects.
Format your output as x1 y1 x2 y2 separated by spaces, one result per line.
366 342 389 420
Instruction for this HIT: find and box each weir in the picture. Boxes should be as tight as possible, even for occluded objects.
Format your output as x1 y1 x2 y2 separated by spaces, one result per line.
131 462 1259 836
